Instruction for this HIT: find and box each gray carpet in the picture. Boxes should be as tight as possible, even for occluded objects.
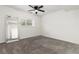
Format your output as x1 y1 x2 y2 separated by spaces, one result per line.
0 36 79 54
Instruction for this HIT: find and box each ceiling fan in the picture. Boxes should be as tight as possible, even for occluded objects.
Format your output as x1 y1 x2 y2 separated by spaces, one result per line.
28 5 45 14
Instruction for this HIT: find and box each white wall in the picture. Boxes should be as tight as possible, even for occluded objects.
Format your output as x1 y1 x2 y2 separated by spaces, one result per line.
0 6 40 43
42 9 79 44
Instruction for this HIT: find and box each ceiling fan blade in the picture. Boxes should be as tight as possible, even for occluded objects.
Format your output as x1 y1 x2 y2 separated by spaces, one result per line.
38 10 45 12
39 5 43 8
29 5 34 8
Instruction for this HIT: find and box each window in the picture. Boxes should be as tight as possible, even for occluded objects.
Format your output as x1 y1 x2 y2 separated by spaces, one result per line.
27 20 32 26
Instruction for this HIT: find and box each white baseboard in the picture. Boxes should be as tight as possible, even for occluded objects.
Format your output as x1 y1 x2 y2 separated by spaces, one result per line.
42 34 79 45
6 39 19 43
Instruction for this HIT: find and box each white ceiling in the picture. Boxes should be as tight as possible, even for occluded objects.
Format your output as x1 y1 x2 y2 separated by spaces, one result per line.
6 5 79 16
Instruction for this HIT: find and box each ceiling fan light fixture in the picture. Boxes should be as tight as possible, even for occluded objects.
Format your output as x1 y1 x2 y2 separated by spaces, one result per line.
28 5 45 14
35 10 38 12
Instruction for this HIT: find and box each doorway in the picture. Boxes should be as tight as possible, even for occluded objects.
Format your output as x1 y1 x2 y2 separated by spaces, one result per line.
6 16 19 42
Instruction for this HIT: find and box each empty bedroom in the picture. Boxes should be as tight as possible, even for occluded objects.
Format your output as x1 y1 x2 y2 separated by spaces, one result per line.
0 5 79 54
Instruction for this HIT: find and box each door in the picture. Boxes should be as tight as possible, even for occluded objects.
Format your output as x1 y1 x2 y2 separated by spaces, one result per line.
6 16 19 41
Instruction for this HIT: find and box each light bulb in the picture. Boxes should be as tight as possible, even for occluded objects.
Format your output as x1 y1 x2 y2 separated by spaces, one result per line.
35 10 38 12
